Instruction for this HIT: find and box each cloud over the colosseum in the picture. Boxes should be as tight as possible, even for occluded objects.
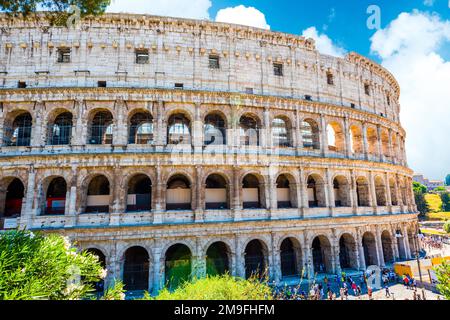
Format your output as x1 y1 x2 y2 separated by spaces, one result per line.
106 0 212 19
215 5 270 30
370 10 450 179
301 27 346 57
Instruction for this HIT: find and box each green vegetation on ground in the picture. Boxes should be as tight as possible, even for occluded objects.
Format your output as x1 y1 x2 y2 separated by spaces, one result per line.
425 193 443 213
435 262 450 300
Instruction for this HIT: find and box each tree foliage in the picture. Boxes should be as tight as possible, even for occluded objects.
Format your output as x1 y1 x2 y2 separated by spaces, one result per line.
445 174 450 186
0 230 105 300
413 182 429 216
444 220 450 234
441 192 450 212
0 0 110 16
146 275 273 300
435 262 450 300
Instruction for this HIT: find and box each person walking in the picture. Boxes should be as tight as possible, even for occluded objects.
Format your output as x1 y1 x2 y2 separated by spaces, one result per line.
385 285 391 298
368 286 373 300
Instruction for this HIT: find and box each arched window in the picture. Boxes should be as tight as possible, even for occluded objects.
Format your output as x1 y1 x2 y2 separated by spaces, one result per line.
356 177 370 207
272 117 290 147
312 236 332 274
327 122 344 152
4 112 32 147
301 119 320 150
362 232 378 266
244 240 267 279
3 178 24 217
307 175 326 207
339 234 358 270
280 238 302 278
166 175 191 210
129 112 153 144
276 175 292 208
367 127 378 155
45 177 67 215
85 248 106 295
206 242 230 276
375 176 387 206
127 174 152 212
89 111 113 145
390 179 398 206
239 115 260 146
381 129 390 158
205 174 228 209
85 175 110 213
333 176 351 207
204 113 226 145
242 174 263 209
167 114 191 145
349 125 363 154
165 244 192 290
123 246 149 291
48 112 73 145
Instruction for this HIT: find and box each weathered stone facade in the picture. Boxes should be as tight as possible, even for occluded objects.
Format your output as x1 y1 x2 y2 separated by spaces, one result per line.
0 13 418 293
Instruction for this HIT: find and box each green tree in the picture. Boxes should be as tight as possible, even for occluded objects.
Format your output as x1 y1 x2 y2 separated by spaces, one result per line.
441 192 450 212
444 220 450 234
435 262 450 299
0 0 110 16
413 182 429 216
445 174 450 186
434 186 446 193
145 275 273 300
0 230 105 300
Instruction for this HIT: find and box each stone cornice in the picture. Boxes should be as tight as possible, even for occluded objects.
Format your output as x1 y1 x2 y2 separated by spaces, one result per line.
0 87 407 136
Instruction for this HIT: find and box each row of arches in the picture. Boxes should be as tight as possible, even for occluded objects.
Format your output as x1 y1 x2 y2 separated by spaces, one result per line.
0 171 412 217
85 228 414 292
2 109 405 161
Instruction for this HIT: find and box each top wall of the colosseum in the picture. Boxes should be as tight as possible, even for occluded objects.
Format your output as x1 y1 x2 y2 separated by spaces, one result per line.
0 13 401 122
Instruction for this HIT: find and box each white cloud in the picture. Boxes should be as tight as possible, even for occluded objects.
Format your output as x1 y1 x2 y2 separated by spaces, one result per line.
371 10 450 180
106 0 212 19
215 5 270 30
423 0 435 7
301 26 346 57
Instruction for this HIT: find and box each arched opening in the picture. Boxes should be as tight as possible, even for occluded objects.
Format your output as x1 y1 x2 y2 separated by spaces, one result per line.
244 240 267 279
204 113 226 145
392 135 399 161
312 236 333 274
362 232 378 267
3 178 24 217
327 122 344 152
242 174 263 209
400 181 408 205
396 229 407 260
276 175 293 208
390 179 398 206
127 174 152 212
4 112 32 147
408 229 416 256
167 113 191 145
367 127 378 156
85 248 106 294
333 176 351 207
88 111 113 145
206 242 230 276
356 177 370 207
123 246 149 291
381 231 394 263
301 119 320 150
128 112 154 144
339 233 358 270
272 117 291 147
307 175 326 208
280 238 302 278
165 244 192 290
349 125 363 154
375 176 387 206
48 112 73 145
239 115 260 146
44 177 67 215
85 175 110 213
166 174 191 210
205 174 229 210
381 129 390 158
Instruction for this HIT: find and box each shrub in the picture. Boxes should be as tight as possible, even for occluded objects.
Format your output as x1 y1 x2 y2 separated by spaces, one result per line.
0 230 105 300
146 275 273 300
435 262 450 300
444 220 450 234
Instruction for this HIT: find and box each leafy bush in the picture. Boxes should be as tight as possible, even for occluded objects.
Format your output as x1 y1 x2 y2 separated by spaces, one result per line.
100 280 126 300
425 194 443 213
146 275 273 300
0 230 105 300
441 192 450 212
444 220 450 234
435 262 450 300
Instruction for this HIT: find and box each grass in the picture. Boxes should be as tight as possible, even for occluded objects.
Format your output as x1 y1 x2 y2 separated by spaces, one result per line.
425 193 443 213
420 228 448 236
426 212 450 221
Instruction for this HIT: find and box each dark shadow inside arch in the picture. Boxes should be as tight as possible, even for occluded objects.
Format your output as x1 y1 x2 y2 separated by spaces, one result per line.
85 248 106 295
3 178 24 218
244 239 267 279
206 242 230 276
339 234 358 270
165 244 192 290
362 232 378 266
205 174 229 210
127 174 152 212
44 177 67 215
381 231 394 263
123 246 149 292
312 236 332 274
280 238 301 278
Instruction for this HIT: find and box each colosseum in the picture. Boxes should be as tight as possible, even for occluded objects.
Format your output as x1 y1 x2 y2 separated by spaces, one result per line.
0 13 419 294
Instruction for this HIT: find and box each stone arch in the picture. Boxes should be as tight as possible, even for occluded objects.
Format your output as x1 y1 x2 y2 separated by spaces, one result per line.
395 228 407 260
280 237 302 278
301 118 320 150
366 126 378 155
84 248 107 294
84 174 111 213
362 232 378 266
339 233 358 270
166 173 192 210
164 243 193 290
87 109 114 145
122 246 150 291
167 111 191 145
206 241 231 276
204 111 227 146
374 175 387 206
327 121 345 152
380 128 390 158
306 173 326 207
128 109 154 145
271 115 292 147
239 113 261 146
349 124 363 154
244 239 269 279
242 173 266 209
126 173 152 212
276 173 298 208
381 230 394 263
205 173 230 210
0 177 25 218
389 178 398 206
356 176 370 207
42 176 67 215
46 108 73 145
332 175 351 207
311 235 333 274
2 110 33 147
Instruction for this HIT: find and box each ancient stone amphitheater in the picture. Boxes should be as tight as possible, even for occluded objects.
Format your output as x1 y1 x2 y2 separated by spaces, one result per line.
0 13 418 293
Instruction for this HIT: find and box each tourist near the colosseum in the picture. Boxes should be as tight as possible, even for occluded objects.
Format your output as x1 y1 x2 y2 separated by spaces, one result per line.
0 0 449 310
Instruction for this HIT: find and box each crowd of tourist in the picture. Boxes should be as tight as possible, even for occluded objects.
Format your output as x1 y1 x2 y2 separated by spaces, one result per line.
421 235 445 251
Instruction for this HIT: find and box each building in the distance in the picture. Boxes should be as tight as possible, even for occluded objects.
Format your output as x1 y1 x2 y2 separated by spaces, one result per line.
413 174 445 191
0 13 418 294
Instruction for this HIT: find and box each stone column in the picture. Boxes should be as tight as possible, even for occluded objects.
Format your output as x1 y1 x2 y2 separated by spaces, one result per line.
333 244 341 275
344 116 351 157
30 101 45 147
153 166 164 224
376 125 383 161
271 233 281 284
403 225 412 259
72 99 85 146
385 172 392 209
235 237 245 278
113 99 127 146
388 129 394 161
109 167 124 226
357 231 366 271
194 166 204 222
154 101 165 151
262 107 270 149
326 168 335 215
64 170 78 228
19 168 36 228
192 103 203 154
362 122 368 160
320 115 328 157
269 172 277 213
232 166 242 221
375 227 385 267
295 109 303 153
368 171 377 212
151 250 163 295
